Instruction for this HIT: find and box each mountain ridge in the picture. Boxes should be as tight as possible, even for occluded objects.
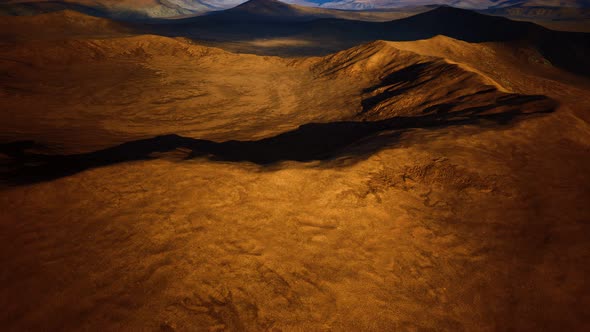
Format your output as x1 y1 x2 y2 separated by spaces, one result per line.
2 0 589 19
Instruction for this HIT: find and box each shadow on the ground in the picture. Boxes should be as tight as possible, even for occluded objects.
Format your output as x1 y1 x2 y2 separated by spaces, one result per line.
0 93 556 185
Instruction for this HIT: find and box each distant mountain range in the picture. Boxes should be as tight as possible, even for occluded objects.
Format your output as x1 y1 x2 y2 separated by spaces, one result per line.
302 0 590 10
130 0 589 78
1 0 589 18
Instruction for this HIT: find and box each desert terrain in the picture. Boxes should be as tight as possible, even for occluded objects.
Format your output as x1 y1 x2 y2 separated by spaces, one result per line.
1 1 590 331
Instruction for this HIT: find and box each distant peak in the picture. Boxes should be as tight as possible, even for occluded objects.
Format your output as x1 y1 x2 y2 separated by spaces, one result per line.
428 5 482 15
223 0 301 17
235 0 289 9
242 0 284 4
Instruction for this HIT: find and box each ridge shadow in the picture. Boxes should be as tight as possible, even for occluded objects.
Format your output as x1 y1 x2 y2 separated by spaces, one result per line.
0 93 556 185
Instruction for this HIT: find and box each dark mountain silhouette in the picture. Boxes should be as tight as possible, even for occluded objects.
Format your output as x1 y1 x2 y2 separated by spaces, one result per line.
179 0 371 22
383 5 544 41
213 0 306 19
148 4 590 76
382 6 590 75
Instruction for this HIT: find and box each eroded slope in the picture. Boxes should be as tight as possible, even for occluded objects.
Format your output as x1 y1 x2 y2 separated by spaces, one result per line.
1 22 590 332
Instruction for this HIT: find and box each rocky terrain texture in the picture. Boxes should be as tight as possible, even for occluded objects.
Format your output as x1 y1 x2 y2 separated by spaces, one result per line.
1 4 590 331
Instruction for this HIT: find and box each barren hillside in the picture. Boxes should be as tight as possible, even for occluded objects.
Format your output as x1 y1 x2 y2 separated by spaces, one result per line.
1 7 590 332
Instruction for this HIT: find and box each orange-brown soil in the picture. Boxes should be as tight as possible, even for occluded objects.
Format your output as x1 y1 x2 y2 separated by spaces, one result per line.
1 10 590 331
